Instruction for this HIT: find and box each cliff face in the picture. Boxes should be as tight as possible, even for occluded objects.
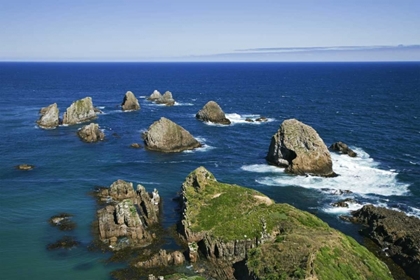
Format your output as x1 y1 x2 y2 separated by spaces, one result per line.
179 167 392 280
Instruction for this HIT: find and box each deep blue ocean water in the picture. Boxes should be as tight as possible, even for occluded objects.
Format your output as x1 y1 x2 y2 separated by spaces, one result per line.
0 62 419 279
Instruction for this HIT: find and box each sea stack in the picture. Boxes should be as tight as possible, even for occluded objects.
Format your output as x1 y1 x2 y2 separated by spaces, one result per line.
142 117 201 152
36 103 60 129
62 97 97 125
266 118 335 177
121 91 140 111
77 123 105 143
196 101 231 125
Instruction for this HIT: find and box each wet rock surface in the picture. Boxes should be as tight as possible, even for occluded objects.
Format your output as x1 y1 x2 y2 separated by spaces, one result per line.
330 141 357 157
49 213 76 231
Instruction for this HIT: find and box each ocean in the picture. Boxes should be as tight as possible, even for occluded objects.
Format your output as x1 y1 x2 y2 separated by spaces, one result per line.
0 62 419 279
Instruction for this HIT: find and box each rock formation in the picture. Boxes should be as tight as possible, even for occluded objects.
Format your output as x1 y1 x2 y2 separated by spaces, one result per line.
49 213 76 231
62 97 97 125
47 236 80 250
156 91 175 106
77 123 105 143
96 179 161 250
121 91 140 111
178 167 392 280
330 141 357 157
349 205 420 279
266 119 336 177
134 249 185 268
37 103 60 129
15 164 34 170
196 101 231 125
142 117 202 153
148 90 162 101
147 90 176 106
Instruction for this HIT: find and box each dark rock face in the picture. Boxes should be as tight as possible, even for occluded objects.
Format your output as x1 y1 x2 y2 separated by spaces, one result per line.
96 179 161 250
196 101 231 125
121 91 140 111
330 141 357 157
37 103 60 129
47 236 80 250
77 123 105 143
266 119 336 177
63 97 97 125
331 198 356 208
142 117 202 153
351 205 420 279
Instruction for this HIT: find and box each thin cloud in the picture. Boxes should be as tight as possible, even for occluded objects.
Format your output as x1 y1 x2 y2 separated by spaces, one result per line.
235 45 420 53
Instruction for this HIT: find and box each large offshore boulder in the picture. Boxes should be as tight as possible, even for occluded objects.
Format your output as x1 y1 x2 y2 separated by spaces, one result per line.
349 205 420 279
178 167 392 280
121 91 140 111
196 101 231 125
96 179 161 250
77 123 104 143
62 97 97 125
36 103 60 129
142 117 201 153
266 119 335 177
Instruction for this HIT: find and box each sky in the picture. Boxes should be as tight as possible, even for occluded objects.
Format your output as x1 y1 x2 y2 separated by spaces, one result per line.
1 0 420 62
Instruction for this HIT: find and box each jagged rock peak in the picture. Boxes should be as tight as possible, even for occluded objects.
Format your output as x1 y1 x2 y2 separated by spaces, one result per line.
142 117 201 153
37 103 60 129
196 101 231 125
121 90 140 111
77 123 104 143
148 90 161 101
62 97 97 125
266 118 335 177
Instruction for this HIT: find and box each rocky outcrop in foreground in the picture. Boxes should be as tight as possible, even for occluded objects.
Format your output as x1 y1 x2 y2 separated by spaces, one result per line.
178 167 391 280
121 91 140 111
62 97 97 125
147 90 175 106
266 119 336 177
37 103 60 129
196 101 231 125
142 117 202 153
77 123 105 142
348 205 420 279
96 179 161 250
330 141 357 157
134 249 185 268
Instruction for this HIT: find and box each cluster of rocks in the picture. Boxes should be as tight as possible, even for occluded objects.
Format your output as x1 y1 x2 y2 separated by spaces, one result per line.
96 179 161 250
47 213 79 250
147 90 176 106
342 205 420 279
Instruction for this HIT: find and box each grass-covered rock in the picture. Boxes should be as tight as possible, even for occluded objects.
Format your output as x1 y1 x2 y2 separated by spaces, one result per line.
179 167 392 280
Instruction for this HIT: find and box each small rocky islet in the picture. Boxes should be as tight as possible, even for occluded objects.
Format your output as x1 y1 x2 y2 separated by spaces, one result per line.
34 91 420 279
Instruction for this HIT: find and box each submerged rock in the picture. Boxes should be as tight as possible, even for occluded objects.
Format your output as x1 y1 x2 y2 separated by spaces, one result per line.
121 91 140 111
62 97 97 125
37 103 60 129
266 119 336 177
178 167 392 280
49 213 76 231
47 236 80 250
350 204 420 279
196 101 231 125
142 117 201 153
77 123 105 143
130 143 142 149
330 141 357 157
96 179 161 250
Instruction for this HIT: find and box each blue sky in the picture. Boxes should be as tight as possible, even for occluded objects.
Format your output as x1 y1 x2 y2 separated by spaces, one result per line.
1 0 419 61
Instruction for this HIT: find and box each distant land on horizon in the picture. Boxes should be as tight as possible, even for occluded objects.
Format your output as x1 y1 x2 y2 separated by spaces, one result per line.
2 45 420 63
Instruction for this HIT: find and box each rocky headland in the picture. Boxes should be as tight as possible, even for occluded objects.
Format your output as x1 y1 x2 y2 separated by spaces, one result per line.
142 117 202 153
344 205 420 279
196 101 231 125
266 118 336 177
121 91 140 111
177 166 392 279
